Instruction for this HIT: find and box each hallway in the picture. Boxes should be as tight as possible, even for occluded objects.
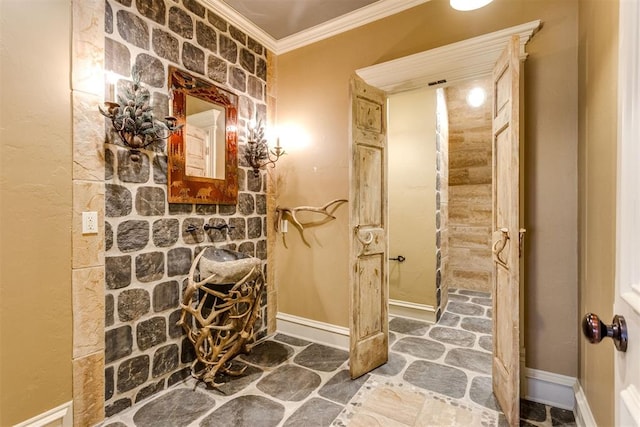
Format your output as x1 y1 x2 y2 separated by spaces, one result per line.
101 289 574 426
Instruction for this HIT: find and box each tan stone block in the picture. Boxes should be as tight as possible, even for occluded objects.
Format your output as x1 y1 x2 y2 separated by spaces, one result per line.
72 0 105 95
73 266 105 358
450 226 491 249
267 290 278 334
448 247 492 271
468 166 492 184
449 169 470 185
449 149 491 169
73 180 105 268
452 269 491 292
73 91 105 181
449 206 491 226
73 352 105 426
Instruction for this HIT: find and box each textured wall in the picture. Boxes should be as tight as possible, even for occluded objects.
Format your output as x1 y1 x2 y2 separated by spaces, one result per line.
446 79 492 293
578 1 618 425
0 1 73 424
103 0 269 416
388 88 437 310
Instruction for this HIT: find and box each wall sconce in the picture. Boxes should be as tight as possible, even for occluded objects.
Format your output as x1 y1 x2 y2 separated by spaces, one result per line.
244 119 285 176
99 67 182 161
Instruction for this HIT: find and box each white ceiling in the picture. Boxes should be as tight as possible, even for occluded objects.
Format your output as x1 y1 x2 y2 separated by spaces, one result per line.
199 0 430 54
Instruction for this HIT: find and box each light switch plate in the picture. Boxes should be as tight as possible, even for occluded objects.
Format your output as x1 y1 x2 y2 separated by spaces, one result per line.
82 211 98 234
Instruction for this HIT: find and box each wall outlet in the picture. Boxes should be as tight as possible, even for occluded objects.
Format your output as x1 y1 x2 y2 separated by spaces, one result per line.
82 211 99 234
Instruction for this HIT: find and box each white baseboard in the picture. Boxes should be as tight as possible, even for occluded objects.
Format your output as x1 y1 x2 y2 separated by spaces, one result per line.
389 299 436 323
524 368 576 410
573 381 598 427
13 401 72 427
276 312 349 350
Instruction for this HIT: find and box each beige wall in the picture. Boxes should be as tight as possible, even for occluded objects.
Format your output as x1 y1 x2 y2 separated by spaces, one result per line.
276 0 579 377
0 0 73 424
578 1 618 425
388 88 437 307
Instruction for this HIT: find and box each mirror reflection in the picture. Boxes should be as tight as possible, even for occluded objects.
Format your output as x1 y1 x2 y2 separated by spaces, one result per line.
185 95 226 179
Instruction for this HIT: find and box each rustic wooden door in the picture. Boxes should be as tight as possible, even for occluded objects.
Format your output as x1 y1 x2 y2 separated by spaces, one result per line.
349 75 389 379
491 35 521 427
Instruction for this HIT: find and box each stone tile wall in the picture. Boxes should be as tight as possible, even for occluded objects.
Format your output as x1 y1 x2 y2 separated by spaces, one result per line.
435 88 449 319
445 79 492 293
103 0 269 417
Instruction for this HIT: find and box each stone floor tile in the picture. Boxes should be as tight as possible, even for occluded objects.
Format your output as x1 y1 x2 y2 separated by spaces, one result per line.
294 343 348 372
459 289 490 298
359 384 426 425
447 293 470 302
283 397 343 427
274 333 311 347
520 398 547 422
472 297 492 307
461 316 492 334
199 395 284 427
203 363 263 395
103 423 128 427
371 351 407 377
550 406 576 425
318 370 369 404
132 388 215 427
389 317 430 336
392 337 446 360
468 375 500 411
478 335 493 352
446 301 485 316
257 364 321 401
438 311 461 327
239 340 293 367
429 326 476 347
389 331 397 344
444 348 492 375
403 360 468 398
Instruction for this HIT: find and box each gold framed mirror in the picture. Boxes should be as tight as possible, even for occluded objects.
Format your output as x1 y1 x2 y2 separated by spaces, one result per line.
168 66 238 204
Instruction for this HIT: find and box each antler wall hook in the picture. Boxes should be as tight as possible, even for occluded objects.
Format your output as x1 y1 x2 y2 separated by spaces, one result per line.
275 199 348 247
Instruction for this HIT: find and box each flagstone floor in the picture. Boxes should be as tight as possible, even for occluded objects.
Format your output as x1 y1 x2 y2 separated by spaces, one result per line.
101 289 576 426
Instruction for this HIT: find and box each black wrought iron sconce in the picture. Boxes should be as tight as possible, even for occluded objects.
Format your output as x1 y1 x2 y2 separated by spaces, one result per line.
100 67 182 161
244 119 285 176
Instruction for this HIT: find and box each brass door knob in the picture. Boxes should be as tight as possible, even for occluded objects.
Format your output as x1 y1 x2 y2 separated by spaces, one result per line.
582 312 628 352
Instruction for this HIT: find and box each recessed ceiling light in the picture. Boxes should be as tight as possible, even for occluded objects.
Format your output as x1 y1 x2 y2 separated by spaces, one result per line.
450 0 494 11
467 87 486 107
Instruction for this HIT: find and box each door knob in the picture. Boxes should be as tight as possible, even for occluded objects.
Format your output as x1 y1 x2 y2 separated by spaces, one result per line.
582 313 628 352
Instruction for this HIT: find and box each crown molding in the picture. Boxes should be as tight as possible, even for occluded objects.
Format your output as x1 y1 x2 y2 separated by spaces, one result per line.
199 0 430 55
356 20 542 93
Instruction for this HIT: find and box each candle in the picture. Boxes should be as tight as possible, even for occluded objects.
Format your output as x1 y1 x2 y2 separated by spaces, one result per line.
276 137 281 148
281 219 288 233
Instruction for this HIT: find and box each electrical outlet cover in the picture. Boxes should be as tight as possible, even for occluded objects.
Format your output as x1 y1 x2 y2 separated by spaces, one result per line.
82 211 98 234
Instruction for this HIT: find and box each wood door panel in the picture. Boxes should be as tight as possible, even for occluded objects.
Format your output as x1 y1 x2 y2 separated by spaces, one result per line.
356 254 384 340
356 144 383 226
356 97 383 132
491 35 521 427
349 74 388 380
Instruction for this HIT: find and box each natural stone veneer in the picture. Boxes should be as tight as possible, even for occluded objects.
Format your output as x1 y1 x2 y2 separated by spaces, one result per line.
103 0 269 416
